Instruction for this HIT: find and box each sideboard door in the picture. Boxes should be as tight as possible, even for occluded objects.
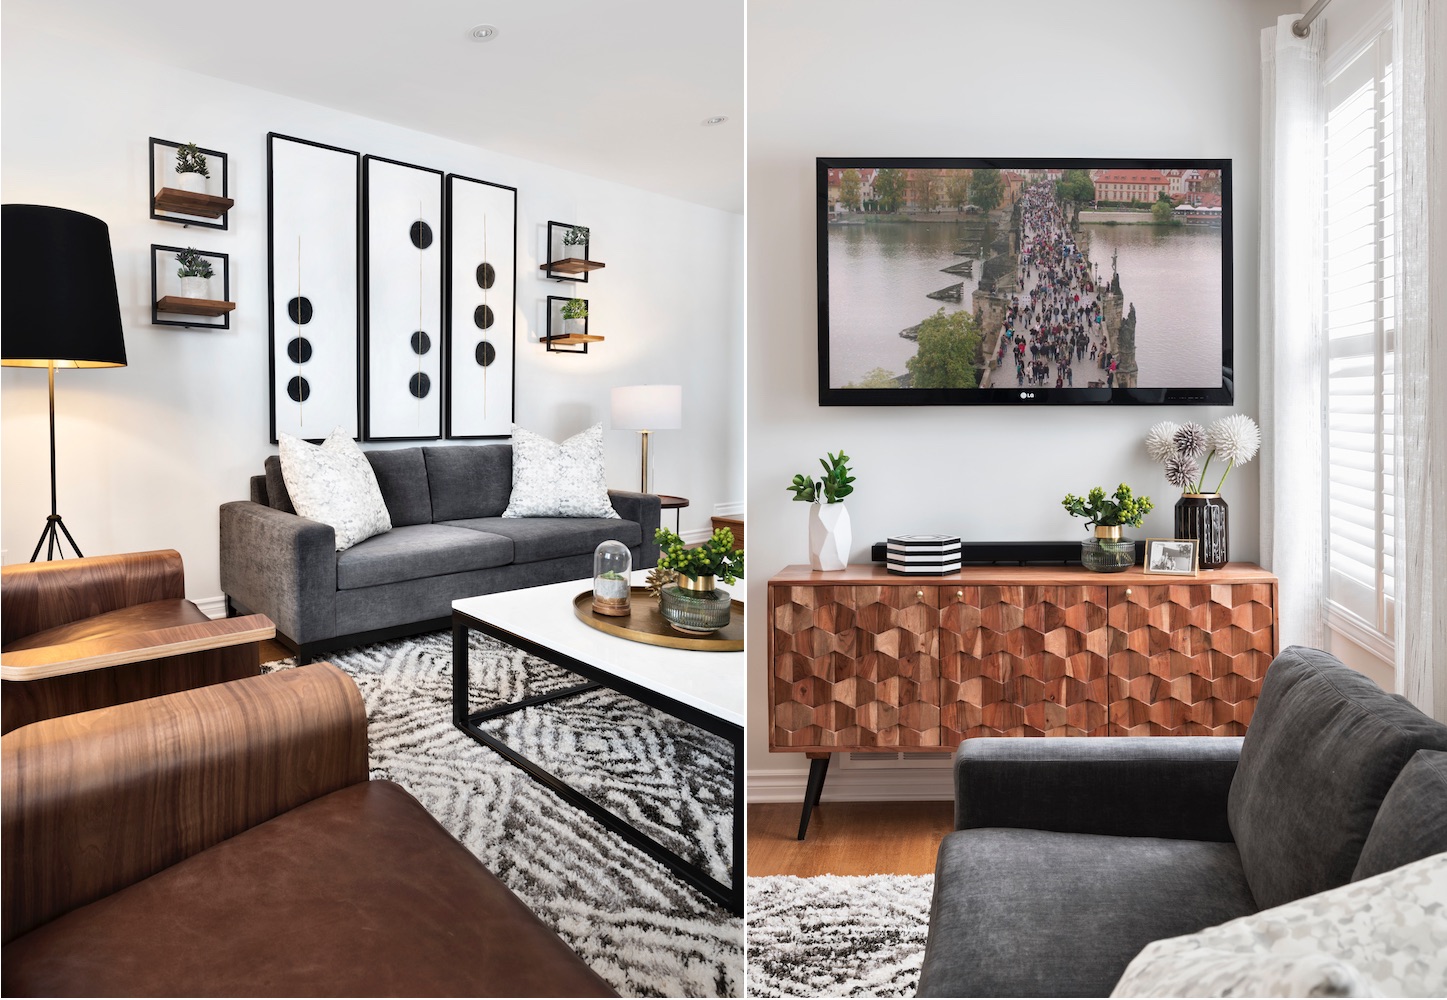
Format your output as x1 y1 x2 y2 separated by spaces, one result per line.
1107 582 1277 735
939 584 1111 742
769 584 940 750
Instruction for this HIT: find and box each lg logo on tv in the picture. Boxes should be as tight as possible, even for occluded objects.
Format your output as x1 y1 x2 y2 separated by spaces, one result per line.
1020 392 1036 399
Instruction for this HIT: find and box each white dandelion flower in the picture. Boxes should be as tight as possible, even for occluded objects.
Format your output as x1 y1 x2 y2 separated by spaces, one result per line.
1208 413 1261 467
1145 421 1180 463
1174 422 1207 460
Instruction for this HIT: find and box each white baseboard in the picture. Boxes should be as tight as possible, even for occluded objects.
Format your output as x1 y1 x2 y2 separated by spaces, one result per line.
681 528 713 544
712 501 744 518
196 595 228 620
747 766 954 802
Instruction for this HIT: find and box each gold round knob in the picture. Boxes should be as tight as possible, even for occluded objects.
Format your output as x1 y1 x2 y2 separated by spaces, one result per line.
957 590 964 599
917 590 924 600
1125 588 1133 597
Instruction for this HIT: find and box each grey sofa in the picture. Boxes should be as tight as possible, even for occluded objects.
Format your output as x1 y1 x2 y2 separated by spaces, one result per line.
220 444 660 661
916 645 1447 998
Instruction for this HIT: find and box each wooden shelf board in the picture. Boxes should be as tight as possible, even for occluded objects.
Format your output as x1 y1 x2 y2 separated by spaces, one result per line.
546 334 605 345
156 296 236 317
153 188 235 218
540 257 607 275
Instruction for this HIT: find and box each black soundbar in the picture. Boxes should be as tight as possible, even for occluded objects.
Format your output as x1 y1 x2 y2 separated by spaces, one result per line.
871 540 1148 565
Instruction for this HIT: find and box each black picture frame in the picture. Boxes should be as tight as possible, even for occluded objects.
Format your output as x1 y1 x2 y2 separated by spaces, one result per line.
543 220 592 282
150 244 231 329
149 137 231 230
361 154 445 441
815 156 1235 407
545 294 590 353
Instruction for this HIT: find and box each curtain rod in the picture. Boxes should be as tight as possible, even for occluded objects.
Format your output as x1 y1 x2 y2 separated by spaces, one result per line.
1293 0 1331 36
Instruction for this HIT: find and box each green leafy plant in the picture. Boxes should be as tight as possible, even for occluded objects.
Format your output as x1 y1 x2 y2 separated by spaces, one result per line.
787 450 855 504
563 224 589 247
1061 484 1153 529
174 247 214 279
597 569 626 581
654 527 743 584
561 298 588 320
174 142 210 178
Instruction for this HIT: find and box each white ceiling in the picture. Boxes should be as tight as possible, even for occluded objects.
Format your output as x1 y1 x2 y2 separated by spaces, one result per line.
3 0 745 213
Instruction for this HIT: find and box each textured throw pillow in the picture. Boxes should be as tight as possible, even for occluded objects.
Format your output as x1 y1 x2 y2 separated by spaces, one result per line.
1111 852 1447 998
502 423 619 519
278 429 393 551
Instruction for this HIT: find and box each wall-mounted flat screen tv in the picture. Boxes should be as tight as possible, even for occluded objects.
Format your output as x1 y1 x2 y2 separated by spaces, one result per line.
817 157 1233 406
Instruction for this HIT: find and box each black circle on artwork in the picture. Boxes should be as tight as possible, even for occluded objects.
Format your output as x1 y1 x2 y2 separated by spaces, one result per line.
475 340 496 367
473 304 495 330
286 337 313 363
287 296 314 325
475 262 496 289
409 372 431 398
287 376 311 402
410 330 431 355
409 221 434 249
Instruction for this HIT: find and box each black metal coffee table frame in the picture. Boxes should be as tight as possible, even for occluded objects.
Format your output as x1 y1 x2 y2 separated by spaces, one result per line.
452 610 743 914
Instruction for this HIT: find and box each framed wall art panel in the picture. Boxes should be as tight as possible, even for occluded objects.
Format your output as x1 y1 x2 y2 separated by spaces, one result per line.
363 155 443 440
445 173 517 439
268 133 361 443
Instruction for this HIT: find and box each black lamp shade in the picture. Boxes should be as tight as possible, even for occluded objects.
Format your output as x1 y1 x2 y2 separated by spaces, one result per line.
2 204 127 368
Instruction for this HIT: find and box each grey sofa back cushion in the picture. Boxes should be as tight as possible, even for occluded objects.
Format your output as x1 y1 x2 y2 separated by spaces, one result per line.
423 445 512 521
1228 645 1447 910
364 448 433 527
1352 750 1447 881
262 455 297 514
249 475 268 506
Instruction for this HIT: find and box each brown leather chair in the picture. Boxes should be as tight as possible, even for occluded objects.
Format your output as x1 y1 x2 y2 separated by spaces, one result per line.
1 663 615 997
0 549 272 733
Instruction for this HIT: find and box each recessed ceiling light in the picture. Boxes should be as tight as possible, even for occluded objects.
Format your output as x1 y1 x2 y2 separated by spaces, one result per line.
468 24 499 42
701 116 729 127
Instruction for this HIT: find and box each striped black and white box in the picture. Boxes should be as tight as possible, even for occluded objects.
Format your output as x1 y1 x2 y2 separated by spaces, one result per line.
886 534 963 575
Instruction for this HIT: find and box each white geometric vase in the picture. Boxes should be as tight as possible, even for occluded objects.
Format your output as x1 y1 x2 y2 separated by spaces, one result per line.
809 502 851 572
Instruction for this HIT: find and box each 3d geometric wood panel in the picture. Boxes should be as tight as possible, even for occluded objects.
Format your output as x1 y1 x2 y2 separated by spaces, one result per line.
1106 583 1276 736
770 584 941 750
939 584 1111 741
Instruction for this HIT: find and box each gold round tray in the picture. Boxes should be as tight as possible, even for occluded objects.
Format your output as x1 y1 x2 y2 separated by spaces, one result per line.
572 588 743 652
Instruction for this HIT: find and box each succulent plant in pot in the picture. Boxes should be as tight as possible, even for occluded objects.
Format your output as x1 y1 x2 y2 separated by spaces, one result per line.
174 142 210 194
562 224 589 256
174 247 214 299
1061 483 1153 572
561 297 588 336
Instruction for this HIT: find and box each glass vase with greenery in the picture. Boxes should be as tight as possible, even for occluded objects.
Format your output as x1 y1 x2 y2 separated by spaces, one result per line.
653 527 742 634
1061 484 1153 573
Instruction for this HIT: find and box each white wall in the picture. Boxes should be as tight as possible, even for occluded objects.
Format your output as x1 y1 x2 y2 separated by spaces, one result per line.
745 0 1299 799
0 28 744 601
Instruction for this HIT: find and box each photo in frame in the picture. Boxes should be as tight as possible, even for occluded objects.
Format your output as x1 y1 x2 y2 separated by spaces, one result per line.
1144 538 1199 576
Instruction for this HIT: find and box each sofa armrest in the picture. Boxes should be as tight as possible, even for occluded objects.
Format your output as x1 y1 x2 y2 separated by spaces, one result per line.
609 490 661 567
1 663 368 943
1 550 186 647
219 500 337 644
955 736 1242 842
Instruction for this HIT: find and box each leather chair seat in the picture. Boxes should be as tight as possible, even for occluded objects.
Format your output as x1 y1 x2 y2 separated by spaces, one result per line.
2 599 210 652
2 780 613 997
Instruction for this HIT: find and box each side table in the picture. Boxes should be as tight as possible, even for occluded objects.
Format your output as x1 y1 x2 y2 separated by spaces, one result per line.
657 494 689 534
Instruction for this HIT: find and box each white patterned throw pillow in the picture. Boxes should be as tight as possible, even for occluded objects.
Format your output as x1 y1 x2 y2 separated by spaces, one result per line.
278 429 392 551
503 423 619 519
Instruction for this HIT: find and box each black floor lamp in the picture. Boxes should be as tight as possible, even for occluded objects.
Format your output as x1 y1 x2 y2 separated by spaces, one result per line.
2 205 128 561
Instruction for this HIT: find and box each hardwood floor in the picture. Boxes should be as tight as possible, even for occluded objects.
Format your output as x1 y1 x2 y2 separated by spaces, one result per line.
747 801 955 877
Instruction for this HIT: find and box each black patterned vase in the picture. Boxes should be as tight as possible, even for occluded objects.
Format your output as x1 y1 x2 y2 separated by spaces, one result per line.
1174 494 1229 570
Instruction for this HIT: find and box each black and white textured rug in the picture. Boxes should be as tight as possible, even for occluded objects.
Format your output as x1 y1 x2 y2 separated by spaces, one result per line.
266 629 740 998
744 874 934 998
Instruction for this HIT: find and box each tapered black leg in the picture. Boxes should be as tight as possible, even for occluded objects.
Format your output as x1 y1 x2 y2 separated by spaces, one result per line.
797 755 830 840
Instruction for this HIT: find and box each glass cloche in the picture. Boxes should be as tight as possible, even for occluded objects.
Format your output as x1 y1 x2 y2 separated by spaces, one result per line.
592 540 632 617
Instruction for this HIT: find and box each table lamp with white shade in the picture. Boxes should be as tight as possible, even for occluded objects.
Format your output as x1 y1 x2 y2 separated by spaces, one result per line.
610 384 681 494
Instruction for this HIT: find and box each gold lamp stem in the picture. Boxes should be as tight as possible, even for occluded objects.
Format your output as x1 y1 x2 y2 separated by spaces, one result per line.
639 429 652 495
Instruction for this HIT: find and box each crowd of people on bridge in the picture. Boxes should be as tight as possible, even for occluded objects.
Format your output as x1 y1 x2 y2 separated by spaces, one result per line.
985 181 1119 389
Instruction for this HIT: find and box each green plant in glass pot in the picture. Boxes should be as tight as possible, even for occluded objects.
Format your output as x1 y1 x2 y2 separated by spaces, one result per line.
1061 483 1153 573
653 526 743 634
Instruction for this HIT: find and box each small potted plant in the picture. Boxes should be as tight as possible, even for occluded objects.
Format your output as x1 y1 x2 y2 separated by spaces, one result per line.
787 450 855 571
175 247 214 299
562 224 589 259
1144 414 1260 569
592 539 632 617
174 142 210 194
653 526 743 634
561 298 588 336
1061 483 1153 572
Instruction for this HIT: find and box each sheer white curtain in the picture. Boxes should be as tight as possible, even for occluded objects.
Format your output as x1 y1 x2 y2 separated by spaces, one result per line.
1392 0 1447 721
1259 15 1326 650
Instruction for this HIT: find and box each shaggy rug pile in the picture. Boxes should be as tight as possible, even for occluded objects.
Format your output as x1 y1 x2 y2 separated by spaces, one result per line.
744 874 934 998
267 628 740 998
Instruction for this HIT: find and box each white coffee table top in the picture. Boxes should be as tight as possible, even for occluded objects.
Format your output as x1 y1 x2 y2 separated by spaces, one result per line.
452 571 745 728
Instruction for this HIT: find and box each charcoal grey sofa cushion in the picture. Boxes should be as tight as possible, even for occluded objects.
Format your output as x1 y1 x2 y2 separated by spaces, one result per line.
1227 645 1447 910
441 517 641 563
263 455 297 514
364 449 432 527
1352 750 1447 882
335 524 513 591
423 446 512 522
915 828 1257 998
